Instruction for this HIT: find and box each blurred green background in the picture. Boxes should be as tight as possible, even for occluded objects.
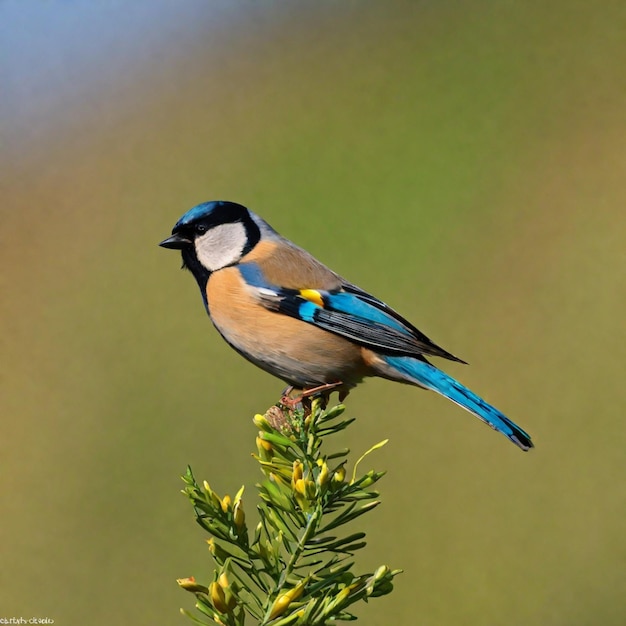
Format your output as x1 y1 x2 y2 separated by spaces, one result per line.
2 1 625 624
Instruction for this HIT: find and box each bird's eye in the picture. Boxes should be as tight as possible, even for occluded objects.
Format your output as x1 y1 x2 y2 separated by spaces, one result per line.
195 224 208 234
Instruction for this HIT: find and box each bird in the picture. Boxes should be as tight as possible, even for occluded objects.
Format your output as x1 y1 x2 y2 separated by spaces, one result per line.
159 200 533 451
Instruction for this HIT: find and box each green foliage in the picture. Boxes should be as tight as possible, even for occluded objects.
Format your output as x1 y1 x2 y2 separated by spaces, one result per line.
178 399 401 625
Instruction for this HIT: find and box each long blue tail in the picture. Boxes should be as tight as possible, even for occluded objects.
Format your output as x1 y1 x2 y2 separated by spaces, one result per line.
383 356 533 451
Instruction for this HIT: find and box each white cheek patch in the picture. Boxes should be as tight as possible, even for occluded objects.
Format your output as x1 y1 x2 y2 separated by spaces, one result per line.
195 222 247 271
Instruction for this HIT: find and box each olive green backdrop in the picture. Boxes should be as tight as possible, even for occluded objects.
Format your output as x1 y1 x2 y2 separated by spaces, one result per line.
2 2 624 625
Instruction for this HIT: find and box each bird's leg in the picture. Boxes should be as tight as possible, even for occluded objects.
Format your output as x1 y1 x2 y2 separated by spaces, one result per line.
281 381 345 410
300 381 344 400
306 382 351 405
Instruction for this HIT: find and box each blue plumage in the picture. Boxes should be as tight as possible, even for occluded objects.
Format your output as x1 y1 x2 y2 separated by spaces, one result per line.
381 356 533 450
160 200 534 451
297 301 319 323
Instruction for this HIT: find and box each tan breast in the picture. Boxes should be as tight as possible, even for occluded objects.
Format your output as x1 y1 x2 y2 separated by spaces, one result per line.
205 266 369 388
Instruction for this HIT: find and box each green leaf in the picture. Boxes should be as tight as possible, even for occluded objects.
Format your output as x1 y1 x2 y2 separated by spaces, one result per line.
334 612 358 621
318 501 380 534
320 404 346 421
318 418 357 434
260 431 295 448
315 532 366 552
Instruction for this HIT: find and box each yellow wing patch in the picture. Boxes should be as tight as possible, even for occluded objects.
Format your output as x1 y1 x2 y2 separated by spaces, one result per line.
299 289 325 307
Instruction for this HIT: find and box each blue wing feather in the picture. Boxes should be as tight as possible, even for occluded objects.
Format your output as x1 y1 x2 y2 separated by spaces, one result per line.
322 292 411 334
239 261 464 362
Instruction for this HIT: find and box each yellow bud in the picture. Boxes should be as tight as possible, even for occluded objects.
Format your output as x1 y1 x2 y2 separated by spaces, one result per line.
220 494 231 513
288 581 306 602
268 594 291 620
268 582 306 620
292 460 303 483
333 466 346 483
218 574 238 612
234 484 245 504
253 413 271 429
294 478 307 497
336 587 351 602
317 461 329 486
233 500 245 530
209 581 230 613
203 480 212 493
256 435 273 452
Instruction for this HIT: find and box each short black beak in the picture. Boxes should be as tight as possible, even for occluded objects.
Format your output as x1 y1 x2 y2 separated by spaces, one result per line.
159 233 192 249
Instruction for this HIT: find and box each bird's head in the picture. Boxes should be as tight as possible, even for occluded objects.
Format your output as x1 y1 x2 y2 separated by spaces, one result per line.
159 201 262 278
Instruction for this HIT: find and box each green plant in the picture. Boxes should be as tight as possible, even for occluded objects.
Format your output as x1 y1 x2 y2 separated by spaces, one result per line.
178 398 401 625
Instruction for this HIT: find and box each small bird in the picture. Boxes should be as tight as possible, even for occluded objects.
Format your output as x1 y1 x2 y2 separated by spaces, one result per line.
160 201 533 451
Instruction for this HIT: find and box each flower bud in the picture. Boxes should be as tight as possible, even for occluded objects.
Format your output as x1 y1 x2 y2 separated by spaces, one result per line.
253 413 271 430
294 478 307 497
292 460 304 484
268 582 306 620
333 465 346 484
336 586 351 603
209 581 230 613
220 494 232 513
317 461 329 486
176 576 208 593
256 436 273 452
233 499 245 530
